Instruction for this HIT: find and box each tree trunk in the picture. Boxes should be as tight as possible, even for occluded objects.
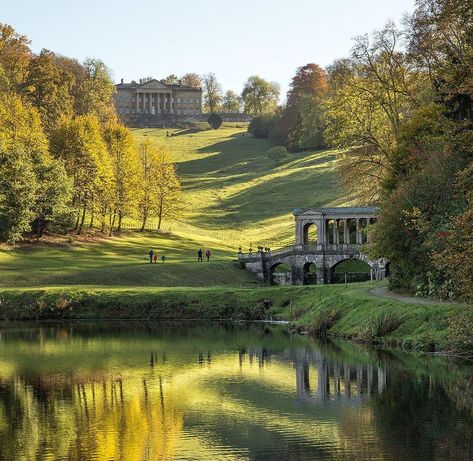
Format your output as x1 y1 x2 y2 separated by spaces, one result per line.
140 213 147 232
89 204 94 229
36 217 42 242
109 210 116 237
77 201 87 235
117 211 123 232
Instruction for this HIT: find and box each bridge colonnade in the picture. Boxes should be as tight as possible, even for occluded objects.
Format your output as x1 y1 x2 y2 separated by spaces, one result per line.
238 207 387 285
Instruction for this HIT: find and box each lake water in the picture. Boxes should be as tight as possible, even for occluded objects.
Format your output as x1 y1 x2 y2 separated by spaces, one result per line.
0 322 472 461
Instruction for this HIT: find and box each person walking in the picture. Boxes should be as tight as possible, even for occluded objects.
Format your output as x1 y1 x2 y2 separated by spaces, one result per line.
197 248 203 262
153 254 158 264
205 249 211 262
149 249 154 264
161 255 166 263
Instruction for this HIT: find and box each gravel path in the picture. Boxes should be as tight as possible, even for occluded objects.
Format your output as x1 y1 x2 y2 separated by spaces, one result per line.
369 286 451 305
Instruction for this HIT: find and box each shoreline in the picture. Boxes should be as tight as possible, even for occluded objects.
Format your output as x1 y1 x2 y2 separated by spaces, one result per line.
0 282 469 352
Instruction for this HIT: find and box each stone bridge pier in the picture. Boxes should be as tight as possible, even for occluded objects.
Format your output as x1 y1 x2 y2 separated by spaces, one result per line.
238 207 387 285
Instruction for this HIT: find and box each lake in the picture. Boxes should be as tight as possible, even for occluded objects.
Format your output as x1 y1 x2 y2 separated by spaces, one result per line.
0 321 472 460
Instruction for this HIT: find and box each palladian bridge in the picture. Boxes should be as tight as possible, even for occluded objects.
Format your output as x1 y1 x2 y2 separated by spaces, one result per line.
238 207 387 285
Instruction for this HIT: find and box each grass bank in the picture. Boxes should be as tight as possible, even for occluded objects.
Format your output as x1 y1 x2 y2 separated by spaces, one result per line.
0 282 468 351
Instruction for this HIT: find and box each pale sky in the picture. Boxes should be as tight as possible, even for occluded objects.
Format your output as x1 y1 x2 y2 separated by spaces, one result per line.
2 0 416 97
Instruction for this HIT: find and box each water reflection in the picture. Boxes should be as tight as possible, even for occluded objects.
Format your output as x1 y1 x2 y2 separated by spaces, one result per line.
0 322 472 460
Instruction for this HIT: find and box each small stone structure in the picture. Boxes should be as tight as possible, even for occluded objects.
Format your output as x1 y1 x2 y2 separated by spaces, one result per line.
238 207 387 285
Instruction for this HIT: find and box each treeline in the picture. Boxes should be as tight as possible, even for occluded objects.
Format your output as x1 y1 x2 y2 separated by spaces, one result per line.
0 23 180 243
250 0 473 301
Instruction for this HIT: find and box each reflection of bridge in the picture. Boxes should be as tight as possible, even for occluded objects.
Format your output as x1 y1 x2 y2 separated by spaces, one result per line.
239 207 387 285
243 346 387 402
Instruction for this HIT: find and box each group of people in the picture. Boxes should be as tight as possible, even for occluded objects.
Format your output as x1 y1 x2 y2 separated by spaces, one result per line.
148 249 166 264
147 248 212 264
197 248 211 262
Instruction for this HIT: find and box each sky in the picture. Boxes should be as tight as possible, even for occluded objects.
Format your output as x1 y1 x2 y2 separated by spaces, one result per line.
2 0 416 98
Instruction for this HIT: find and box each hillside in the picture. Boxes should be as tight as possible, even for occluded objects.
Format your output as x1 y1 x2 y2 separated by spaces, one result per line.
0 126 348 288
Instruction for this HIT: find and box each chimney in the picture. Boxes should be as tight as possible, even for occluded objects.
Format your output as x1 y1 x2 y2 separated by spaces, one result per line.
120 78 124 84
140 78 143 84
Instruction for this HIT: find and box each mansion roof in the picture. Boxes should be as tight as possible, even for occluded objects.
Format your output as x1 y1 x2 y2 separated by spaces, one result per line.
293 206 379 217
115 79 201 92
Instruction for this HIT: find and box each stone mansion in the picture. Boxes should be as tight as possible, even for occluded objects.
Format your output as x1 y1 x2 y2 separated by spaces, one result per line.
114 78 202 116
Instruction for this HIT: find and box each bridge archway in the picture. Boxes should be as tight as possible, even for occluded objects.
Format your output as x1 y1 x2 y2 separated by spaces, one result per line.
303 262 317 285
269 262 292 286
302 223 318 245
329 257 372 284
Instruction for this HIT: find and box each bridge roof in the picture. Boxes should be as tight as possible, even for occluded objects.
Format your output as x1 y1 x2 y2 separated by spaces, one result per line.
293 206 379 216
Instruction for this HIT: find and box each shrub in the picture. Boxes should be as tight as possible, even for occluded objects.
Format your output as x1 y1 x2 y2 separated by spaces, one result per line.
207 113 223 129
248 113 280 139
446 312 473 357
267 146 288 164
307 308 343 337
365 310 405 342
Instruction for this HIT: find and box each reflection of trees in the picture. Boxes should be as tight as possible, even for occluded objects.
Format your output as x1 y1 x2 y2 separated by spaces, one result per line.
371 373 473 460
0 374 184 461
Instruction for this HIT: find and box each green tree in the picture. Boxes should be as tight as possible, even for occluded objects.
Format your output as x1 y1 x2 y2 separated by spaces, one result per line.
241 76 279 116
208 113 223 129
203 72 222 113
161 74 179 85
325 24 424 201
267 146 288 164
221 90 241 113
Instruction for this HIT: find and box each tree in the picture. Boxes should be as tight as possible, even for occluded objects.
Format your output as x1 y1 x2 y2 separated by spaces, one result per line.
51 115 113 234
137 139 159 231
161 74 179 85
77 58 116 123
221 90 241 113
24 49 74 133
324 24 423 201
104 122 140 234
0 23 31 90
0 93 71 242
154 149 181 229
203 72 222 113
241 76 280 116
280 63 328 150
208 113 223 129
180 73 202 88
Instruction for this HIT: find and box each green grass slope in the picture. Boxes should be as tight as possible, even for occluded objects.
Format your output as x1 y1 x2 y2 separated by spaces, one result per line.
0 125 348 290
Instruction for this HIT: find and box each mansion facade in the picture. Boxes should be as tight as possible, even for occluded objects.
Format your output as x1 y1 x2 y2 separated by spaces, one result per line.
114 78 202 116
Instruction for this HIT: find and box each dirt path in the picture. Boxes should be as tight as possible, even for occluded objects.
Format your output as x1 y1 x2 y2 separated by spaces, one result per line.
369 286 453 305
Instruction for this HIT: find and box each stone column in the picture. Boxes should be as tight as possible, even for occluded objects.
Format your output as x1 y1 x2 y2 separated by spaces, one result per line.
356 218 361 244
344 219 349 244
135 92 139 113
318 219 325 246
332 220 338 245
158 94 161 114
170 93 174 114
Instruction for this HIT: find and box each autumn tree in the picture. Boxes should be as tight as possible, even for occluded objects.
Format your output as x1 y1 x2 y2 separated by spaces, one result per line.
180 72 202 88
24 49 74 133
203 72 222 113
280 63 328 150
0 23 31 90
154 149 181 229
51 115 113 234
104 122 140 234
241 76 279 116
221 90 241 113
